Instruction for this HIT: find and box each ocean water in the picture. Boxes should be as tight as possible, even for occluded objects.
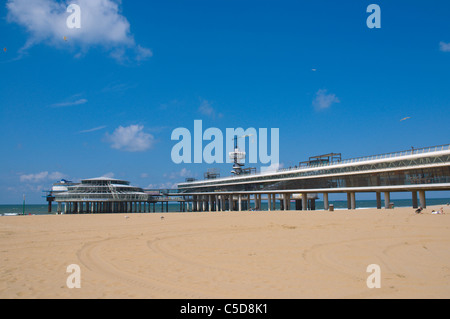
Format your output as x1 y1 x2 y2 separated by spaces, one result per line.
1 198 449 215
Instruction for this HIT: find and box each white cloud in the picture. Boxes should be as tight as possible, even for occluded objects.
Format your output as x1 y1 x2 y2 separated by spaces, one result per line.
79 125 107 134
440 41 450 52
101 172 115 178
146 182 178 189
198 99 223 118
312 89 340 110
51 98 88 108
260 163 283 174
6 0 152 62
165 168 194 179
20 171 66 183
105 125 154 152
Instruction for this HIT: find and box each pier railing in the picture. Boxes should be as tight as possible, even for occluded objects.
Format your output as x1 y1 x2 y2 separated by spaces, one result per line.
180 144 450 186
277 144 450 173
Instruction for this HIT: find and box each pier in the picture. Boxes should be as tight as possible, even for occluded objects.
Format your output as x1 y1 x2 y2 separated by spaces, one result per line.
179 144 450 212
47 144 450 214
48 177 191 214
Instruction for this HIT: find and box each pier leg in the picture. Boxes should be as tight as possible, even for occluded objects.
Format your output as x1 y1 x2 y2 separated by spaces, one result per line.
284 194 290 211
57 202 62 214
268 194 271 211
347 193 352 210
384 192 390 209
238 195 242 212
376 192 382 209
302 193 308 211
350 192 356 210
412 191 418 209
323 193 329 210
419 190 426 208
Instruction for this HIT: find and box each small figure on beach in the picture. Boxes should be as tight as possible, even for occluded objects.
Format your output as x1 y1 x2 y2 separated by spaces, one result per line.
415 207 423 214
161 216 165 220
431 208 445 215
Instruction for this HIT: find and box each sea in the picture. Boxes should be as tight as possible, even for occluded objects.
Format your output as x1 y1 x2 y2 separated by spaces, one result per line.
1 198 449 216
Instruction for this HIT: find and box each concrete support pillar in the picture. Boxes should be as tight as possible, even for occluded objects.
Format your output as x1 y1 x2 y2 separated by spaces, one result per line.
347 193 352 210
350 192 356 210
376 192 382 210
419 190 426 208
284 194 290 211
268 194 271 211
323 193 329 210
412 191 418 209
302 193 308 211
384 192 390 209
208 195 212 212
57 202 62 214
238 194 242 212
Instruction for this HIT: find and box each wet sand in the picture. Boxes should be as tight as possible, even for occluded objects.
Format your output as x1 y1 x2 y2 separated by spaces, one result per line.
1 205 449 299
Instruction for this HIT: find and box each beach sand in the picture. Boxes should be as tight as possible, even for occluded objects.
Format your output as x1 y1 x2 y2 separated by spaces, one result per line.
1 205 449 299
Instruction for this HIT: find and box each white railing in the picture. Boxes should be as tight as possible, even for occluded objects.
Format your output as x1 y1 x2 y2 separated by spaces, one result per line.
278 144 450 173
179 144 450 186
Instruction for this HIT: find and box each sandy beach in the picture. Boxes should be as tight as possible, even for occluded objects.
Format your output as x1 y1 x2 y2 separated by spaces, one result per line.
1 205 449 299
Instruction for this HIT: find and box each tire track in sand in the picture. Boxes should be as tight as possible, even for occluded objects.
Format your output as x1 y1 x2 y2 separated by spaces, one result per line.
76 235 216 298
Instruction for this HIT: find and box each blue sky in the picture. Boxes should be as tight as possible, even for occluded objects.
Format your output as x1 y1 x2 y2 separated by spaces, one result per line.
1 0 449 203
